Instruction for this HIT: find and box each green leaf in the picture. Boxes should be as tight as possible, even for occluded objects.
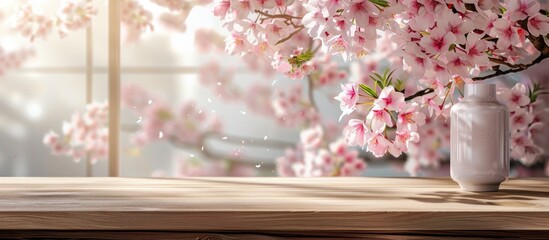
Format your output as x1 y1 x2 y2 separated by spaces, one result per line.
395 79 405 92
287 50 314 68
368 0 389 7
386 69 396 86
359 84 378 98
499 7 506 14
527 82 548 102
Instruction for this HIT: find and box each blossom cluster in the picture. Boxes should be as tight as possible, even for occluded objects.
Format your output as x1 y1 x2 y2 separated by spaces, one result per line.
43 102 108 163
0 46 34 77
11 0 97 41
212 0 316 79
337 82 426 158
121 84 222 147
404 115 451 176
214 0 549 83
277 125 366 176
498 83 546 166
272 84 320 127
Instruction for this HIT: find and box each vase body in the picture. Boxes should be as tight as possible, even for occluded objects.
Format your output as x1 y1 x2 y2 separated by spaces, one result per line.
450 83 509 192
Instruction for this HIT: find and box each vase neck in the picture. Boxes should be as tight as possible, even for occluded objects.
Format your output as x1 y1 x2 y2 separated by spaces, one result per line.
464 83 496 100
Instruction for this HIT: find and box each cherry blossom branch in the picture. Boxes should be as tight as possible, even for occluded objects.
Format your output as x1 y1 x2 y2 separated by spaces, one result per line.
473 55 548 81
169 135 276 166
254 10 301 22
121 123 294 150
404 88 434 101
275 26 304 45
204 132 295 149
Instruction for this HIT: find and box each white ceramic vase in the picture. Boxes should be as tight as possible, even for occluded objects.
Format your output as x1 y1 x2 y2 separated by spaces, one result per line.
450 83 509 192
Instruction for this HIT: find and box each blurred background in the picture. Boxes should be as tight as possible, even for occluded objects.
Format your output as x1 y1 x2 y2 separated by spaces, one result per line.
0 0 548 177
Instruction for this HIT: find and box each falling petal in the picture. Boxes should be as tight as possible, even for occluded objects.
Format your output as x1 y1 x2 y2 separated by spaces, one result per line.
159 131 163 139
222 136 228 140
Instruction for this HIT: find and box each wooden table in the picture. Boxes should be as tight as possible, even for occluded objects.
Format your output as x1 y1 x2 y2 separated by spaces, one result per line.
0 177 547 239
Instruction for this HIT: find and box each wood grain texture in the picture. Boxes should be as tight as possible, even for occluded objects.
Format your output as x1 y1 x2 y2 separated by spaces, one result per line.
1 231 548 240
0 177 547 232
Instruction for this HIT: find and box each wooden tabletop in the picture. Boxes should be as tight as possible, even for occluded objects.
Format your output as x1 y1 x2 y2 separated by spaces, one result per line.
0 177 547 232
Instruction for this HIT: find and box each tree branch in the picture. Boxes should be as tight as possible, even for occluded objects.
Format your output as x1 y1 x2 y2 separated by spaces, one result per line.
404 88 434 101
473 55 548 81
254 10 301 20
275 26 304 45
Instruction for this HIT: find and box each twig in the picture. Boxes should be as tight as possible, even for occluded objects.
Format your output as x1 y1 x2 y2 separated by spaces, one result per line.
254 10 301 21
307 75 317 109
275 26 304 45
473 55 548 81
404 88 434 101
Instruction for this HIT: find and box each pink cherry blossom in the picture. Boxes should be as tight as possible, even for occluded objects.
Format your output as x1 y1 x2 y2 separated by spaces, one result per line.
366 133 391 157
505 0 540 22
492 18 521 50
419 27 456 55
527 13 549 37
335 82 359 120
277 138 366 177
59 0 97 31
300 125 324 150
510 108 535 131
366 107 394 132
397 103 426 131
498 83 530 109
374 86 405 111
392 129 420 154
44 102 109 163
343 119 369 147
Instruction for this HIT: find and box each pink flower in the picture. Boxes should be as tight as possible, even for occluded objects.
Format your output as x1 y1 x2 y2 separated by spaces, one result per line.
59 0 97 31
511 130 534 158
498 83 530 109
367 107 393 132
397 103 426 131
347 0 378 28
527 13 549 37
265 21 289 45
519 144 543 166
300 125 324 150
213 0 231 17
335 82 359 120
438 12 473 44
12 5 54 41
419 28 456 55
505 0 540 22
510 108 534 131
402 44 432 77
344 119 369 147
374 86 406 111
367 133 391 157
465 33 490 66
492 18 520 50
302 5 327 38
390 129 420 156
225 32 248 56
